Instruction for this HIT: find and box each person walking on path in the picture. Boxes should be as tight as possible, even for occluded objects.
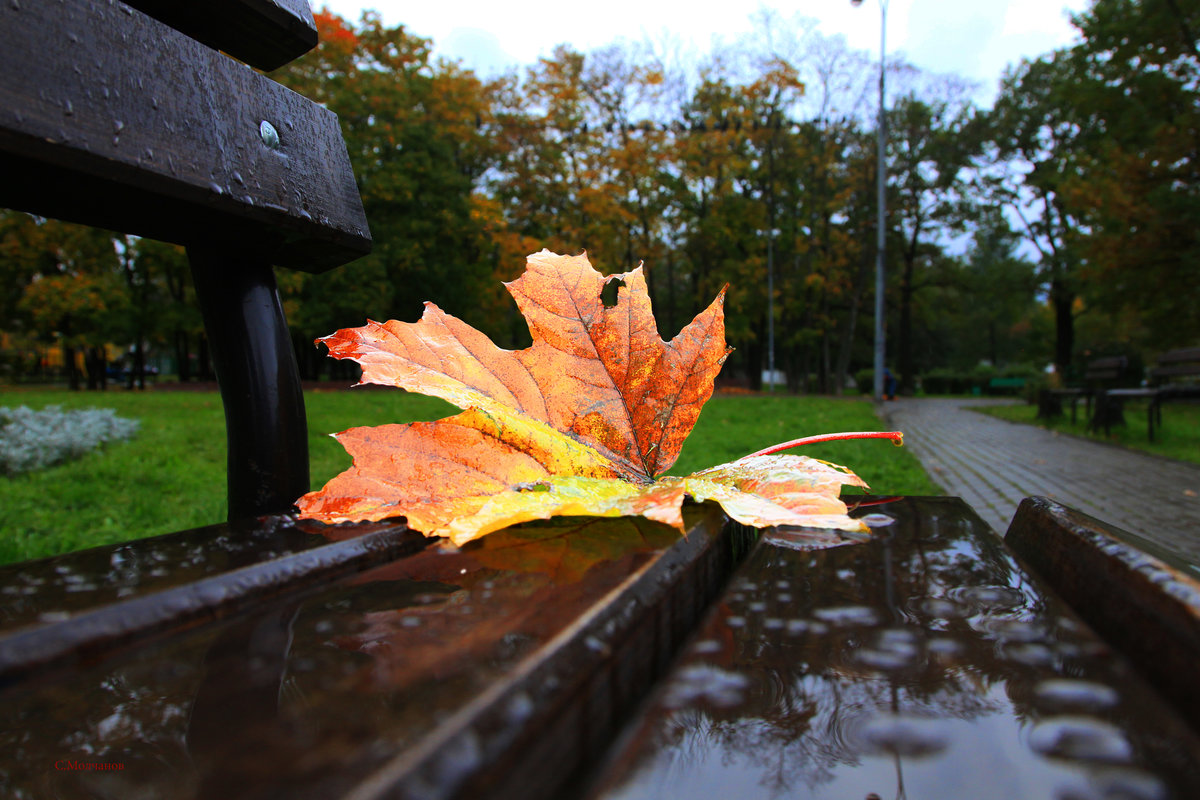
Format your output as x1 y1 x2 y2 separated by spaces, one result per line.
881 396 1200 565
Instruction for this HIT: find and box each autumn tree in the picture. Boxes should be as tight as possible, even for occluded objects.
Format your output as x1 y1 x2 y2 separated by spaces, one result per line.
271 10 503 361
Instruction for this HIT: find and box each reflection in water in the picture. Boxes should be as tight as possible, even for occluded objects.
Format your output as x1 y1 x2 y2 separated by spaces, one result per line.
586 498 1200 800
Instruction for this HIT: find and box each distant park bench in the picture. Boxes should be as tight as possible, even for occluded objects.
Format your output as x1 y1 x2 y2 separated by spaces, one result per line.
1101 347 1200 440
986 376 1026 395
2 3 1200 797
1036 355 1128 425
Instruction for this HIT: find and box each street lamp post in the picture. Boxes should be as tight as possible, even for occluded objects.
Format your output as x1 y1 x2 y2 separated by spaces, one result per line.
852 0 888 401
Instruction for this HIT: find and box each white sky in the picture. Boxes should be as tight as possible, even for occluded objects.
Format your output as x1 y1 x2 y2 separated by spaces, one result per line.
317 0 1091 106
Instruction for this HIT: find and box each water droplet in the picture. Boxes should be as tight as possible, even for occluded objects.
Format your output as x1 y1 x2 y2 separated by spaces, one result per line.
1029 717 1132 763
855 627 921 669
927 637 963 655
260 119 280 149
1003 642 1057 666
948 584 1026 612
813 605 880 626
975 617 1048 642
860 513 895 527
662 664 749 709
786 618 828 635
1034 679 1119 711
1060 768 1167 800
858 714 950 758
912 596 969 619
506 692 534 724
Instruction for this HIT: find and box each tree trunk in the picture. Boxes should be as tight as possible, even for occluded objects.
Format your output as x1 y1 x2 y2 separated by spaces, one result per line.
1051 277 1075 379
64 344 80 391
176 330 191 382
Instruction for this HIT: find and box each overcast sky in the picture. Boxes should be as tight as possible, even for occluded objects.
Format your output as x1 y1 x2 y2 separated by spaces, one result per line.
318 0 1091 106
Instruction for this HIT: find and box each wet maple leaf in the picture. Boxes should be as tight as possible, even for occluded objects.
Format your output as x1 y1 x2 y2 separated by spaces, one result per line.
296 250 879 545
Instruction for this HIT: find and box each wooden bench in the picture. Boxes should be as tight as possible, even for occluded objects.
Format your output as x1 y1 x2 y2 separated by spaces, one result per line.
1037 355 1128 426
4 4 1200 799
1102 347 1200 440
986 376 1026 395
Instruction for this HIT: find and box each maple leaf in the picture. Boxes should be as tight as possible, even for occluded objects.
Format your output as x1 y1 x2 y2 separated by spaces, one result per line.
297 250 889 545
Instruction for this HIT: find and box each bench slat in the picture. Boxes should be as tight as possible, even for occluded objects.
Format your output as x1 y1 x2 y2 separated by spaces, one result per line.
0 0 370 273
1006 495 1200 725
0 518 427 688
123 0 319 71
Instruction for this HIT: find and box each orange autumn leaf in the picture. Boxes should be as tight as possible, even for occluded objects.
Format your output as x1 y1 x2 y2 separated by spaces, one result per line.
296 250 875 545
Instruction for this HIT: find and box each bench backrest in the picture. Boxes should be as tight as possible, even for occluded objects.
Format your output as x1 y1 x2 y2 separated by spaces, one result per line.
1151 347 1200 383
0 0 371 519
1084 355 1127 384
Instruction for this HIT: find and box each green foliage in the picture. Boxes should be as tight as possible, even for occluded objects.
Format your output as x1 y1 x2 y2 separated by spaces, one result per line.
0 390 934 565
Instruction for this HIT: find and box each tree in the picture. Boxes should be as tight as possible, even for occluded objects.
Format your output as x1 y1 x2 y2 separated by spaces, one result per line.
272 10 503 360
1058 0 1200 347
985 52 1098 378
886 94 978 392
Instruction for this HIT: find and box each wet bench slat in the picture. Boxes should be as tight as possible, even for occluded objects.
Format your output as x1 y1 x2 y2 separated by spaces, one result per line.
1006 495 1200 728
0 506 747 800
0 0 370 273
580 497 1200 800
0 517 427 688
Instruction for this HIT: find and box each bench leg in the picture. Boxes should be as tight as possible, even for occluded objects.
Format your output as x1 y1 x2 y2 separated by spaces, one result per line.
188 247 309 520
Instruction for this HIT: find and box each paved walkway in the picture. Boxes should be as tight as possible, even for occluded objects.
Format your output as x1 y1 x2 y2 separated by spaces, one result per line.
880 397 1200 563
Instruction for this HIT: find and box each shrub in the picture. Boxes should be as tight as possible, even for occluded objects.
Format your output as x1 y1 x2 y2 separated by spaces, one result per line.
0 405 140 476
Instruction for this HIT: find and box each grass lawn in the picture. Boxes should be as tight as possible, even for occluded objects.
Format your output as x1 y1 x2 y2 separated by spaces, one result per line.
975 398 1200 466
0 388 936 565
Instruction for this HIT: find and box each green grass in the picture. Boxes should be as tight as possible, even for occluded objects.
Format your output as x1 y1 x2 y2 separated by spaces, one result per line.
0 388 936 565
975 398 1200 466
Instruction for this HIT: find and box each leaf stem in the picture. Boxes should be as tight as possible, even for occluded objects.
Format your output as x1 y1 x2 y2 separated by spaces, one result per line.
745 431 904 458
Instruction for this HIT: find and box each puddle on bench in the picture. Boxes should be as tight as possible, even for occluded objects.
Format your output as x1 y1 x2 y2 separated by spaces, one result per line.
581 496 1200 800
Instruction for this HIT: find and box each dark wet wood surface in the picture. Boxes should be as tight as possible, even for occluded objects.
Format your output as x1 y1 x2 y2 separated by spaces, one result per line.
0 506 746 800
0 0 370 272
124 0 319 71
1007 495 1200 732
580 497 1200 800
3 498 1199 799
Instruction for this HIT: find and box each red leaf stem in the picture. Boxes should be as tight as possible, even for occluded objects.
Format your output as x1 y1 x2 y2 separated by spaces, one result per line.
745 431 904 458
